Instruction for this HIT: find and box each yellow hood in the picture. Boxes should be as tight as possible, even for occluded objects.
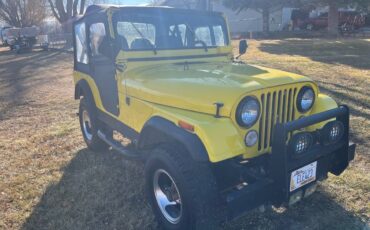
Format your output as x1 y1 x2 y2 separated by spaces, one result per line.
124 62 313 117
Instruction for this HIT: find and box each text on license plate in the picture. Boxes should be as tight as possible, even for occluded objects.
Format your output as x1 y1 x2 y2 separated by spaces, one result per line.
290 161 317 192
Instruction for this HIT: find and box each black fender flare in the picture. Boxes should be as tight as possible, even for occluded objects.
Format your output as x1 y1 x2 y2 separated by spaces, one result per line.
75 79 94 101
138 116 209 162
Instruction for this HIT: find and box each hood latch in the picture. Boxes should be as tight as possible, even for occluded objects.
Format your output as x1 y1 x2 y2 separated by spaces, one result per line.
214 102 224 118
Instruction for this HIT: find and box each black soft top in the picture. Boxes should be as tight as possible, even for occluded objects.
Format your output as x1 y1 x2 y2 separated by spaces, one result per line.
79 4 224 21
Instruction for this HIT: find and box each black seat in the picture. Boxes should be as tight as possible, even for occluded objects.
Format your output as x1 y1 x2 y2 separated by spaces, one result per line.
130 38 153 50
156 35 183 49
115 35 129 50
97 36 113 58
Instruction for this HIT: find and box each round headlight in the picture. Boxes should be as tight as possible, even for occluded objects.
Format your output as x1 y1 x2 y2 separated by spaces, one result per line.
236 97 260 127
297 86 315 113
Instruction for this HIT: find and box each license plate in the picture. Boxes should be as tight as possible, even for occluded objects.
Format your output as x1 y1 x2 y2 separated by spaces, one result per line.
290 161 317 192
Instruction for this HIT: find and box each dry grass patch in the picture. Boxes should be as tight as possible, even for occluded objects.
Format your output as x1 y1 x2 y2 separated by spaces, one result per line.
0 39 369 230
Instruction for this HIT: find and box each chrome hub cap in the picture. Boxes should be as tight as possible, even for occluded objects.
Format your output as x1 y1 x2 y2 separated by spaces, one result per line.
153 169 182 224
82 110 93 141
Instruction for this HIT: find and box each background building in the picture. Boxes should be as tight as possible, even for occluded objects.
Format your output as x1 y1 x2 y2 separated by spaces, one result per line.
157 0 288 35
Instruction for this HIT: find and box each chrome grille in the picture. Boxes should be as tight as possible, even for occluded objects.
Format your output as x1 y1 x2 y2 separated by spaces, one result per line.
258 87 298 151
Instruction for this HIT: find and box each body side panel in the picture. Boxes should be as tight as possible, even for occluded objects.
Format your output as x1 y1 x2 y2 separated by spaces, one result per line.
74 70 338 163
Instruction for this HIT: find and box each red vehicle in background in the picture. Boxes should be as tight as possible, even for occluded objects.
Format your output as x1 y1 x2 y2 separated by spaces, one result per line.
298 10 366 31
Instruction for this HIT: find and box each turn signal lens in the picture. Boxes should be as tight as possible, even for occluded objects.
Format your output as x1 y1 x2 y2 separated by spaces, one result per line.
245 130 258 147
178 120 194 132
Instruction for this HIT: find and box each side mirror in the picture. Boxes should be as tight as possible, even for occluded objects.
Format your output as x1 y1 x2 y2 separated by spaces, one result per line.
239 39 248 55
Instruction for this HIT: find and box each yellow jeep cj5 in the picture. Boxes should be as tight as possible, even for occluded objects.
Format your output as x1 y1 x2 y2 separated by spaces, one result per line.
73 5 356 229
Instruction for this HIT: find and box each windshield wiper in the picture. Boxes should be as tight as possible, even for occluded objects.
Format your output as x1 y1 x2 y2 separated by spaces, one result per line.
130 22 157 55
185 23 208 52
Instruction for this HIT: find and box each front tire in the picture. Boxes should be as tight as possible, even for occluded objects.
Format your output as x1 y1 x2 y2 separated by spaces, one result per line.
79 97 110 151
145 144 223 230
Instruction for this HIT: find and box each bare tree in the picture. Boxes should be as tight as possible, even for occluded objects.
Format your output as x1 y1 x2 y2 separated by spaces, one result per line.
0 0 47 27
149 0 165 5
196 0 211 10
48 0 87 32
153 0 211 10
184 0 211 10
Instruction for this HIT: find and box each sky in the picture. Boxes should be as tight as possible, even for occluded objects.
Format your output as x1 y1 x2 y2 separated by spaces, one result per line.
1 0 154 26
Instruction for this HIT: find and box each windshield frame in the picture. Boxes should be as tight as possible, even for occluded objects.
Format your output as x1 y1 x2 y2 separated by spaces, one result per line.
111 7 230 52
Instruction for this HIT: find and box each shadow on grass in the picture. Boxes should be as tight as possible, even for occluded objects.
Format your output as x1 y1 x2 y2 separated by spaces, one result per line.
312 79 370 148
0 50 69 120
22 148 368 230
319 83 370 118
21 149 157 230
224 191 368 230
259 39 370 70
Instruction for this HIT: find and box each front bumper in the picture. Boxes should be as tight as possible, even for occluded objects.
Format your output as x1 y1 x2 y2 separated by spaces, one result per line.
226 106 356 219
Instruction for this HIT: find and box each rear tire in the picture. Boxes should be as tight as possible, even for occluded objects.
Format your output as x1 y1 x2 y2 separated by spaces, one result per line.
145 144 223 230
79 97 111 151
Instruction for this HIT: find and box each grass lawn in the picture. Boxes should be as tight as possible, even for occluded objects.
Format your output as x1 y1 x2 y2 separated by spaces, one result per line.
0 39 369 230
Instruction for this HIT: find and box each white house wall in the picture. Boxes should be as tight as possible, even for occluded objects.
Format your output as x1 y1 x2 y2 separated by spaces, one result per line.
159 0 284 33
212 3 283 33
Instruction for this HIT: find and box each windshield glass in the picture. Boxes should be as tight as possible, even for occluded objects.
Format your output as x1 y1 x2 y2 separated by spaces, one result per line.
113 8 229 51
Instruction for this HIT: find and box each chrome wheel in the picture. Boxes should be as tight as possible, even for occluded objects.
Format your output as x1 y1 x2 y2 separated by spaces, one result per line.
153 169 182 224
82 110 93 141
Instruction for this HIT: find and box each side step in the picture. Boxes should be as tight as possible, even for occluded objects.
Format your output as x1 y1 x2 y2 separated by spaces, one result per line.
97 130 142 160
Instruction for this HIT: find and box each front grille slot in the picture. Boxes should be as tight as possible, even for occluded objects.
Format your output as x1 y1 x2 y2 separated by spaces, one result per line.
258 87 298 152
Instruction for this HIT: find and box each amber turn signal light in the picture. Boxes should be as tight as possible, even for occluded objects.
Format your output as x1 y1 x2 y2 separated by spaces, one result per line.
178 120 195 132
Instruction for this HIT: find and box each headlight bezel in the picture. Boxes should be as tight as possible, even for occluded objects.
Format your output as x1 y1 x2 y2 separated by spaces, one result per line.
236 96 261 128
297 86 316 113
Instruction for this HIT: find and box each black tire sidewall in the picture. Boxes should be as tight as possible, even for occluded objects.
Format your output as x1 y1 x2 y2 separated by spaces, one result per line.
79 97 95 145
79 97 109 151
146 157 193 230
145 146 221 230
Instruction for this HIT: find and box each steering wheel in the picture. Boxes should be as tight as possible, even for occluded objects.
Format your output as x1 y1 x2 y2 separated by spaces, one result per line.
194 40 208 51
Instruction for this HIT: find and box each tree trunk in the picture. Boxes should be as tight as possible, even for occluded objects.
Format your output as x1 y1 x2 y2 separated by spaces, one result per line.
55 0 67 22
80 0 86 15
66 0 73 18
328 0 339 36
73 0 79 16
62 22 72 34
262 7 270 34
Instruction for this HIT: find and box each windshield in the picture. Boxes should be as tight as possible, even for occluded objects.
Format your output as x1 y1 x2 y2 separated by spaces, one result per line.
113 8 229 51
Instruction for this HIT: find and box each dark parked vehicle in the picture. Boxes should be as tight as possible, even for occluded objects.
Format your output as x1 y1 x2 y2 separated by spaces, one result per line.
2 26 49 53
1 26 11 46
299 11 366 31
